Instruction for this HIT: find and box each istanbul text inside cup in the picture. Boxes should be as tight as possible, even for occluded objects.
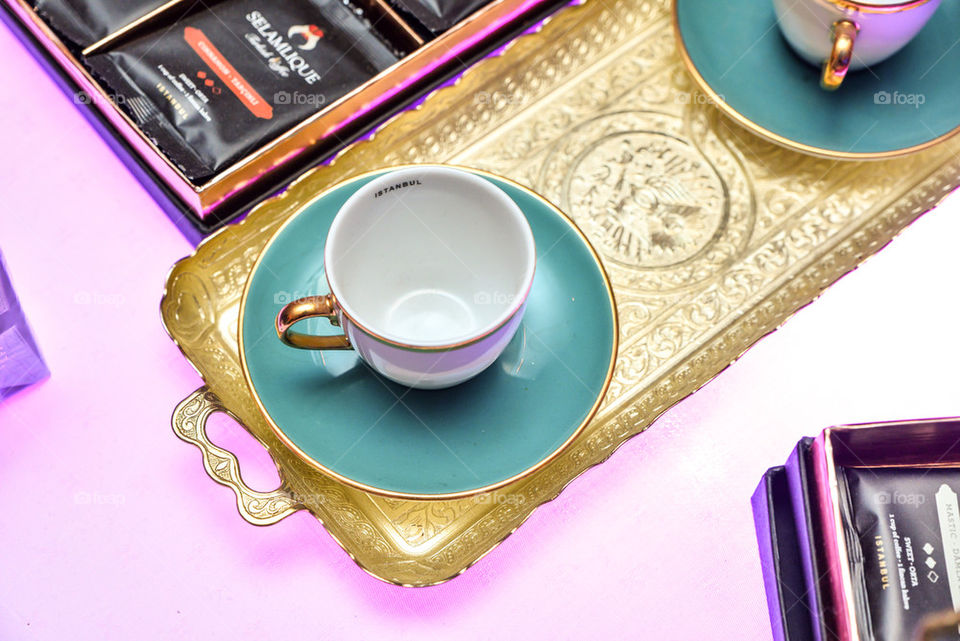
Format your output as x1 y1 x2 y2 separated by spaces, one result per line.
275 166 536 389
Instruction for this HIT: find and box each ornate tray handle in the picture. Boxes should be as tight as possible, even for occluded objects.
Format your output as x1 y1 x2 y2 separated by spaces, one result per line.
172 387 304 526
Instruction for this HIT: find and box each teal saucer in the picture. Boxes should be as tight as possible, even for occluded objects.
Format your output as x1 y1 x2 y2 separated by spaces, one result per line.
674 0 960 158
239 168 618 499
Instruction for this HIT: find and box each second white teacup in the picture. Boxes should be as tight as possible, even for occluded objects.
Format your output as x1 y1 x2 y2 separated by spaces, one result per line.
774 0 942 89
276 166 536 390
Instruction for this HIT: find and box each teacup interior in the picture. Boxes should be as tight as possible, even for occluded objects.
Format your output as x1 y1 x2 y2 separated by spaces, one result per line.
325 168 536 347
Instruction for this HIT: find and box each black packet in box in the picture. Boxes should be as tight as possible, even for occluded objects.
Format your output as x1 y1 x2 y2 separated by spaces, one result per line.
816 419 960 641
0 250 49 400
33 0 172 49
837 465 960 641
87 0 399 183
387 0 493 34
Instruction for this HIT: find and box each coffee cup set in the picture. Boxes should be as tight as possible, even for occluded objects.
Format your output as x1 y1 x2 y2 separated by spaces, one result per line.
240 166 617 499
241 0 955 499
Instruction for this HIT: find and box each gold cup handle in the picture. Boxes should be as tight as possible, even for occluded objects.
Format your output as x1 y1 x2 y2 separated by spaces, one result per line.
821 19 859 90
171 387 304 525
276 293 352 350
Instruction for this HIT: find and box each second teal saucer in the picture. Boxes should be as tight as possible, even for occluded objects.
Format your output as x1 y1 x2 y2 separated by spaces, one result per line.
674 0 960 158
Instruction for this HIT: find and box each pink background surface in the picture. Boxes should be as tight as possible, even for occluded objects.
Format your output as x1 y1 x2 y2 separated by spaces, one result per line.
3 25 960 640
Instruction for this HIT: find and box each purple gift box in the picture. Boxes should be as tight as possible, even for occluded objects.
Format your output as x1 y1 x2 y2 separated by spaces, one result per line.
751 465 815 641
755 419 960 641
752 436 859 641
0 250 49 400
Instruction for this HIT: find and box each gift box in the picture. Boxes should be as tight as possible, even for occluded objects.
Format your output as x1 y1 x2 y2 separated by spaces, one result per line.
784 437 837 641
754 438 836 641
755 420 960 641
813 419 960 641
0 0 567 241
752 465 817 641
0 250 49 400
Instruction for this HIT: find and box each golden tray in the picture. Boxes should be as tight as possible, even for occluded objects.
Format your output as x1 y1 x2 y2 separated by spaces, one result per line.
162 0 960 586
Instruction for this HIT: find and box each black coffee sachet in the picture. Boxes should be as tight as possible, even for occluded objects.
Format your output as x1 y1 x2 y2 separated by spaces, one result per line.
87 0 399 182
34 0 173 49
839 466 960 641
386 0 493 34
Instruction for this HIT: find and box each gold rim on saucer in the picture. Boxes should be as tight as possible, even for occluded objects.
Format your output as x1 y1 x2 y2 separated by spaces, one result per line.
670 0 960 160
237 164 620 501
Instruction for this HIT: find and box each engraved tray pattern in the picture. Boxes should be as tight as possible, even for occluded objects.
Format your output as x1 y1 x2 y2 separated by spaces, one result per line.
162 0 960 586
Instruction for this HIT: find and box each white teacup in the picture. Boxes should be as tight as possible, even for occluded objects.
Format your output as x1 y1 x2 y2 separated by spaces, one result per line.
773 0 942 89
276 166 536 390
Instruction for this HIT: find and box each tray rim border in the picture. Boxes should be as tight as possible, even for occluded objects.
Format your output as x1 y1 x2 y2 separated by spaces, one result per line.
159 0 960 587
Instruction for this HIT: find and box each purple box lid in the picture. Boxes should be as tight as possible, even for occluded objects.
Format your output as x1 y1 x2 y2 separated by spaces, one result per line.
0 250 49 400
784 437 838 641
752 465 816 641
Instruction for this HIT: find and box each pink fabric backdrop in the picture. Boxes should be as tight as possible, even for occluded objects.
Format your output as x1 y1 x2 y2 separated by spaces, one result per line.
2 26 960 640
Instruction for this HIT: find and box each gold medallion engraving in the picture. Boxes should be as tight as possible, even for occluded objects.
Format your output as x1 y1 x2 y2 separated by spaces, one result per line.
540 110 753 292
569 131 724 268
